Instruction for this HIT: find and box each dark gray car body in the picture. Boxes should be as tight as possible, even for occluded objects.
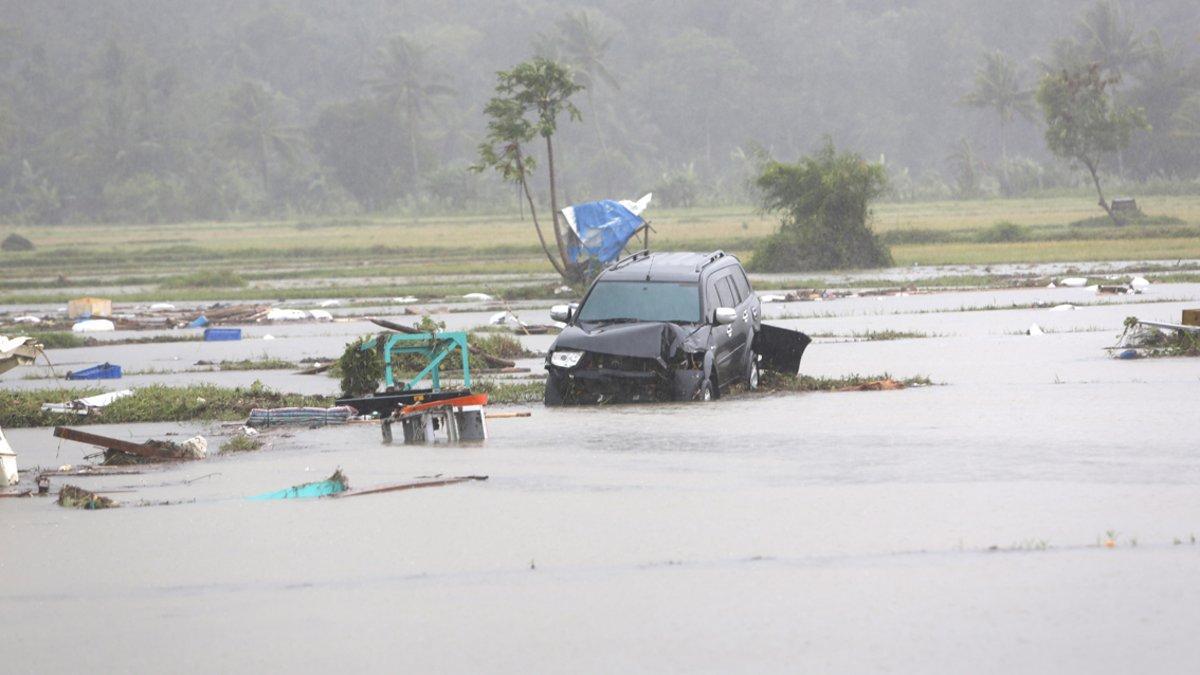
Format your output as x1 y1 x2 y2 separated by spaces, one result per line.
544 251 810 404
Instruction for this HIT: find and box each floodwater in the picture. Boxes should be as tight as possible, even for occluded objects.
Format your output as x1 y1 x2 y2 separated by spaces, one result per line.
3 273 1200 673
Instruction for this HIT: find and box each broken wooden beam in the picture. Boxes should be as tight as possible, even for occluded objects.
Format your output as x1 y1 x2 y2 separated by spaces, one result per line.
52 427 206 464
335 475 488 498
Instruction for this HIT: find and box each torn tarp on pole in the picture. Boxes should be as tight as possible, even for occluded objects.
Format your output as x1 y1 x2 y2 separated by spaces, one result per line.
562 193 651 265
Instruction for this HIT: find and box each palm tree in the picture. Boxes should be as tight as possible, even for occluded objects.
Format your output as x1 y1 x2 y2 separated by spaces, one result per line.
539 11 619 183
367 35 454 182
962 51 1034 191
223 81 302 198
1077 0 1148 81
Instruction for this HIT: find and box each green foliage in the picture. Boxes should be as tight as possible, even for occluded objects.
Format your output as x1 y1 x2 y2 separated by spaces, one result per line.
338 336 384 397
1 233 34 251
1037 64 1149 221
750 141 893 272
1038 66 1147 167
975 222 1029 243
160 269 248 289
473 57 584 281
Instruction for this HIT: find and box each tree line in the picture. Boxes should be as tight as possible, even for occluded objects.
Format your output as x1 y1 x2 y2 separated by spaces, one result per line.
0 0 1196 225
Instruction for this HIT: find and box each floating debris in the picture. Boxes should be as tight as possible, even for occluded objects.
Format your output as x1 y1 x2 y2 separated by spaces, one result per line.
246 405 358 429
836 378 906 392
248 469 349 500
57 485 117 509
53 427 207 465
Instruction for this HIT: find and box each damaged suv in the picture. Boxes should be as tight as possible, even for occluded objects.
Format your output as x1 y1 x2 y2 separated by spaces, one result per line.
544 250 810 404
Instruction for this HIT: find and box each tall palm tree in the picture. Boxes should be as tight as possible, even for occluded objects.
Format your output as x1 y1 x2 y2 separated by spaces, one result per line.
1077 0 1148 81
367 35 454 182
540 11 619 184
962 51 1034 191
223 81 302 198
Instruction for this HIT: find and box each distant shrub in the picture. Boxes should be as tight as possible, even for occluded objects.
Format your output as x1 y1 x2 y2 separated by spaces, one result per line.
975 221 1029 243
1 233 35 251
749 140 893 272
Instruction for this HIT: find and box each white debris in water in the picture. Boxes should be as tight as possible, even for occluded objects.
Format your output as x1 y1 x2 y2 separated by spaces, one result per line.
1085 285 1099 292
1046 282 1056 288
13 316 41 324
319 299 341 307
463 293 494 302
262 334 276 341
393 296 419 304
71 319 115 332
1049 304 1076 312
1027 323 1045 336
149 303 176 311
308 309 333 321
1060 277 1088 287
489 311 510 325
1130 276 1150 289
179 436 208 459
759 294 787 303
266 308 308 321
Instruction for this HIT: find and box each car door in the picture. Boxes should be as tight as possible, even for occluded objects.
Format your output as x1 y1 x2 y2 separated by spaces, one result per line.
718 275 751 376
705 273 735 382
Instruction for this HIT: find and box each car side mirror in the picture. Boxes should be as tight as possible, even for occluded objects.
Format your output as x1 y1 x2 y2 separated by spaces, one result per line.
713 307 737 325
550 304 573 323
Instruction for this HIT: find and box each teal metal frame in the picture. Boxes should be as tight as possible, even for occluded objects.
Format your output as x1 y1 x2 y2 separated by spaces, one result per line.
362 331 471 391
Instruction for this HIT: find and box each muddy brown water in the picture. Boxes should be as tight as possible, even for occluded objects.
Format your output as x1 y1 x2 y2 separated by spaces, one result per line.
3 275 1200 672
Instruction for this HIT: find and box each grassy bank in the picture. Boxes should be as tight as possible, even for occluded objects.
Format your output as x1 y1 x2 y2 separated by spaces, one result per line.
0 383 334 428
3 197 1199 303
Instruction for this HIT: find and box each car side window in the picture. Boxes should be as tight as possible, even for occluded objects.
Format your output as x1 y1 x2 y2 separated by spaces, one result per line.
715 276 735 308
721 276 742 306
733 268 752 299
705 277 722 313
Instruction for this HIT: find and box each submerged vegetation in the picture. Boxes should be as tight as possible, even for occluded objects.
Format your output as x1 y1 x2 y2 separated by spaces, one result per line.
0 383 334 428
1113 316 1200 357
757 372 934 393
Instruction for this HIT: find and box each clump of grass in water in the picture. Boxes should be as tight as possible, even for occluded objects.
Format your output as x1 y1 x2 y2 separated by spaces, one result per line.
757 372 933 392
57 485 116 509
220 434 264 453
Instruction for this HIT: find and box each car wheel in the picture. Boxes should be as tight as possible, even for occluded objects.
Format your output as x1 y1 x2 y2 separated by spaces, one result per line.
746 352 760 391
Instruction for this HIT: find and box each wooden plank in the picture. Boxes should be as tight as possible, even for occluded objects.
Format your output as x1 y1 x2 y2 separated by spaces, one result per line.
335 475 488 499
53 426 161 457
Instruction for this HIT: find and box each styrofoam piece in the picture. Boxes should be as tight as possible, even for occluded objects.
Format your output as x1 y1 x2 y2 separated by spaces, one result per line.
72 319 115 332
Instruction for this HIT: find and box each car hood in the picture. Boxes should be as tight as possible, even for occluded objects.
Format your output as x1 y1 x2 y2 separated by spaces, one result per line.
553 322 708 360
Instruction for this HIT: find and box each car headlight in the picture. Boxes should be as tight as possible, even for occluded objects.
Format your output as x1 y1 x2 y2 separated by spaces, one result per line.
550 350 584 368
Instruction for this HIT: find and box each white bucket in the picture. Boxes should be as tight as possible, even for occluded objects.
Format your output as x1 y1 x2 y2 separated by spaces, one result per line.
0 426 17 487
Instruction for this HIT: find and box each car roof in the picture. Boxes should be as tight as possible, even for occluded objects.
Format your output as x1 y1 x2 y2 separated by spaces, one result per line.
599 251 740 283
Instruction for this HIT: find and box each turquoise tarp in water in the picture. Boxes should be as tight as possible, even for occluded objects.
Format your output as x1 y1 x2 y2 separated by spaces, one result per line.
248 470 348 500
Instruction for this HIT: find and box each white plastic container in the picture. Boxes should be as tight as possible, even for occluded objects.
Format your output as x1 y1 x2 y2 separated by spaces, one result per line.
0 426 18 487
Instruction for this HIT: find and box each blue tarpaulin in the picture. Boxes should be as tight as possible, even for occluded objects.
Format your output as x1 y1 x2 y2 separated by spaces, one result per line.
565 199 644 264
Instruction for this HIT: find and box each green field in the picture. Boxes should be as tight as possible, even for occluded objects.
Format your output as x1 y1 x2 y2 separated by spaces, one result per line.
2 195 1199 302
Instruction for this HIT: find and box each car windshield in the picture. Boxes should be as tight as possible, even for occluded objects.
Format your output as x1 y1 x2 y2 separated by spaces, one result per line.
577 281 700 324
